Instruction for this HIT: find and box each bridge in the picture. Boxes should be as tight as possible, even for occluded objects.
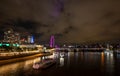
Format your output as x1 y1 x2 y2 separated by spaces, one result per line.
48 35 106 52
55 48 106 52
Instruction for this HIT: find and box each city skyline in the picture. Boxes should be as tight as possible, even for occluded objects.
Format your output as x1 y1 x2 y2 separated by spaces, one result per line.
0 0 120 43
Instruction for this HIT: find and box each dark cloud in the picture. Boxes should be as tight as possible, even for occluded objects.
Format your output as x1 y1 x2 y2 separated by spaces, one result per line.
0 0 120 43
63 26 77 34
103 12 114 19
112 19 120 26
14 20 37 29
0 19 38 33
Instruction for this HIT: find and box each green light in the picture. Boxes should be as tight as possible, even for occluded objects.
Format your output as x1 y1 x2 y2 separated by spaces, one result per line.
17 44 19 47
13 44 16 46
13 44 19 47
6 44 9 46
0 43 2 46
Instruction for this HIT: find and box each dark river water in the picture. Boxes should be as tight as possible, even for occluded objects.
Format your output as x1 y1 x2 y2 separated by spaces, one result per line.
0 51 120 76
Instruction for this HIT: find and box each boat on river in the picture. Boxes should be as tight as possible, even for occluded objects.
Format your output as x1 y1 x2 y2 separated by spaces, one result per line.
60 52 65 58
33 59 56 70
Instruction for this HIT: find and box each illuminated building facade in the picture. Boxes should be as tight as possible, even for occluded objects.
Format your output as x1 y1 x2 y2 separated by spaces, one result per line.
3 28 20 44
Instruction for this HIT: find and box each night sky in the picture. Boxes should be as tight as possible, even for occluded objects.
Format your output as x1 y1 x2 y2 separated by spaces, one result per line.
0 0 120 43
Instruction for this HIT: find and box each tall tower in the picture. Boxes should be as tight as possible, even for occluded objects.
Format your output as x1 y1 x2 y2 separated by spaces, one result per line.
50 35 55 48
28 35 34 43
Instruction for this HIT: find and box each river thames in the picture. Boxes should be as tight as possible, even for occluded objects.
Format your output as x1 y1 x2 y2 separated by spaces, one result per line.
0 51 120 76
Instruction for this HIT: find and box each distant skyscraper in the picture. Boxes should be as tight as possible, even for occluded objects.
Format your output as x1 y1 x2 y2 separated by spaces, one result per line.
28 36 31 43
50 35 55 48
31 36 34 43
28 35 34 43
3 28 20 43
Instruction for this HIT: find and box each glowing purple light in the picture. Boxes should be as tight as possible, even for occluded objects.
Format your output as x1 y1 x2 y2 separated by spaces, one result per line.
51 0 64 17
50 35 55 48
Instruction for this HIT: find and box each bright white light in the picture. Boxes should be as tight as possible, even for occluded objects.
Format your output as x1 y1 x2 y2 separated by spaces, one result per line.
60 57 64 67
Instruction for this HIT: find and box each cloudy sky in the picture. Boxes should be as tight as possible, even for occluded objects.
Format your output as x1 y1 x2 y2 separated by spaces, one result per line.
0 0 120 43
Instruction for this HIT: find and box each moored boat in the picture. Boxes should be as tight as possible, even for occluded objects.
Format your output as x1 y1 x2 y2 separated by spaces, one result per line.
33 59 56 70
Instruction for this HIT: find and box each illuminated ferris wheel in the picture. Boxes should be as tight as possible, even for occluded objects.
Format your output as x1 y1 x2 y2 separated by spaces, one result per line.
50 35 55 48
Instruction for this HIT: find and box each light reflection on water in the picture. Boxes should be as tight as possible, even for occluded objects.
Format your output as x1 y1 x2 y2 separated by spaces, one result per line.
0 51 117 76
105 52 114 75
60 57 64 67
